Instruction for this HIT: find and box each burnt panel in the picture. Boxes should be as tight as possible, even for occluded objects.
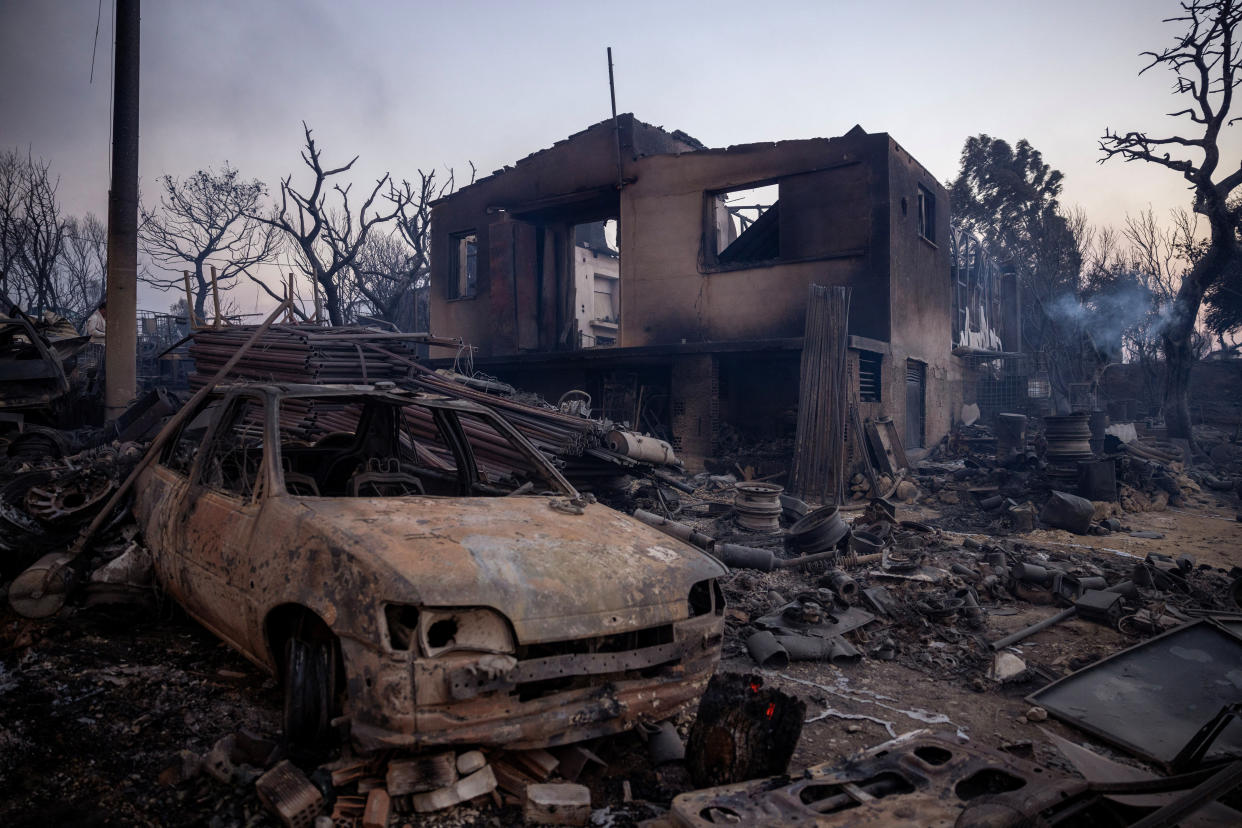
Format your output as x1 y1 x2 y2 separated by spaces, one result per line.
778 163 869 260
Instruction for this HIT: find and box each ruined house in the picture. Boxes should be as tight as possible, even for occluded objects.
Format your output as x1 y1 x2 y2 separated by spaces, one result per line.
427 115 1020 468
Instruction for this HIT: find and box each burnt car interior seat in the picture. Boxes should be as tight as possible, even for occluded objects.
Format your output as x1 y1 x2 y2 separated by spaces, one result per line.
281 457 321 496
347 457 425 497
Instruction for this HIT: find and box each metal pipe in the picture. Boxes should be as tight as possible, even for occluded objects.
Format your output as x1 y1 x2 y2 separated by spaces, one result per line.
746 631 789 669
607 47 623 191
989 606 1078 652
715 543 777 571
631 509 713 549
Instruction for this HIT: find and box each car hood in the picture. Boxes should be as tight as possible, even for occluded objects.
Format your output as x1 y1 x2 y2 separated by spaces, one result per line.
289 495 726 643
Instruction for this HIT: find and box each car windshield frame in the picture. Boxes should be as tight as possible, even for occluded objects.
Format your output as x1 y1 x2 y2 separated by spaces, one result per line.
266 387 579 501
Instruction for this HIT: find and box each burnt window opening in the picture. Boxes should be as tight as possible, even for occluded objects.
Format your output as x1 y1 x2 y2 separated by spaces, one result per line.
573 219 620 349
593 274 618 323
453 411 559 494
858 351 883 403
448 231 478 299
710 182 780 265
917 185 936 243
704 164 869 270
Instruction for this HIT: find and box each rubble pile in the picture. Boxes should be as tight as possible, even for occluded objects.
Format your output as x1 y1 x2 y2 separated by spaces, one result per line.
3 355 1242 825
0 441 145 576
909 414 1242 540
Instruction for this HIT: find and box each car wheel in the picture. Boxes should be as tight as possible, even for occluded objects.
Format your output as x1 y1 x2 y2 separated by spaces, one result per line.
282 628 338 747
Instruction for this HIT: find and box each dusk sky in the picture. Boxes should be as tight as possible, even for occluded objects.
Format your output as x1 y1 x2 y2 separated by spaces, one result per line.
1 0 1233 313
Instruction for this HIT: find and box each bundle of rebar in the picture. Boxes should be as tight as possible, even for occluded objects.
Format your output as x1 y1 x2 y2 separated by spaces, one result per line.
789 285 852 505
187 326 442 387
185 325 673 487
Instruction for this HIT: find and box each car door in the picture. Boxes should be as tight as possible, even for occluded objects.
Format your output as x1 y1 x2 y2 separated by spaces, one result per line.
178 391 271 653
141 395 223 606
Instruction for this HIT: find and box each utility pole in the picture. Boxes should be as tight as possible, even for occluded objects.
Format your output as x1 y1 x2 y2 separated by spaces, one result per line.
105 0 140 418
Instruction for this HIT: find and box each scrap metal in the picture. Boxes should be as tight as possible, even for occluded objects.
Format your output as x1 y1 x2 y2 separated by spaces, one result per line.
0 309 91 417
1029 619 1242 769
184 324 681 486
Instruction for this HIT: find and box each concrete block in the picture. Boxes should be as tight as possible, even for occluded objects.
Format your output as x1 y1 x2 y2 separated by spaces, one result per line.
524 782 591 826
456 750 486 775
987 652 1027 683
255 760 324 828
411 765 497 813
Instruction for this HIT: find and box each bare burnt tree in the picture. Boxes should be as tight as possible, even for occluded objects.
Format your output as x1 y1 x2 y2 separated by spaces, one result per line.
259 124 411 325
1100 0 1242 441
3 151 70 316
140 164 280 323
0 150 22 300
61 213 107 321
349 231 412 324
350 167 468 328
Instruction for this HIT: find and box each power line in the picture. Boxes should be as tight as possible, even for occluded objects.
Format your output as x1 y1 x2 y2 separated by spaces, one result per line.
89 0 103 84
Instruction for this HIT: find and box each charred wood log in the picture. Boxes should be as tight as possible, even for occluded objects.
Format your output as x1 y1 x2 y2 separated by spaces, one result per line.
685 672 805 788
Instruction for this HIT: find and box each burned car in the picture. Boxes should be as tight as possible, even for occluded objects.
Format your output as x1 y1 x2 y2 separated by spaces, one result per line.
132 383 725 751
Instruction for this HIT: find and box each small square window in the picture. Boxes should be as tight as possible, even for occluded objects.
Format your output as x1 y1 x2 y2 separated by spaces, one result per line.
917 186 936 243
448 231 477 299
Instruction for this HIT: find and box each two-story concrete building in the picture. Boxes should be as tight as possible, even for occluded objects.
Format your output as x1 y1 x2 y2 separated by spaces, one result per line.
427 115 1019 471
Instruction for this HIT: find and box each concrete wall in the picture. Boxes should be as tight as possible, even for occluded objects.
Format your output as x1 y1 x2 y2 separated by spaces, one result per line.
883 138 957 451
428 115 695 357
618 131 892 347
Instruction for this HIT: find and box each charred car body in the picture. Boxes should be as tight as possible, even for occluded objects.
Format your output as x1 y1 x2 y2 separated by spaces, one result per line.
132 383 725 751
0 310 93 426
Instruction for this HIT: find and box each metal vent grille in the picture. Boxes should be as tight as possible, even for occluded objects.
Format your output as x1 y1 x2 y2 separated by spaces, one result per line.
858 351 882 403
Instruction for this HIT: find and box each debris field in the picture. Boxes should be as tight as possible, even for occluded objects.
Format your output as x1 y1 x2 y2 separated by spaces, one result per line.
2 323 1242 828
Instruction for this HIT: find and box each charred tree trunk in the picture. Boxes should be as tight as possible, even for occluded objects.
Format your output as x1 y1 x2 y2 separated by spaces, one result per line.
1160 299 1199 443
1161 229 1236 443
193 262 209 323
320 274 342 327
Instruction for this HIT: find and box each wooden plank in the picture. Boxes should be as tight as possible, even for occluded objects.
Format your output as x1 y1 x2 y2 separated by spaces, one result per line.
508 748 558 781
790 284 852 504
491 757 540 798
880 416 910 471
865 419 899 478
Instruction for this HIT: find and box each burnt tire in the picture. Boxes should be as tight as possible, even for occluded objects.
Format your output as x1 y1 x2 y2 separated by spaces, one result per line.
282 630 338 747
